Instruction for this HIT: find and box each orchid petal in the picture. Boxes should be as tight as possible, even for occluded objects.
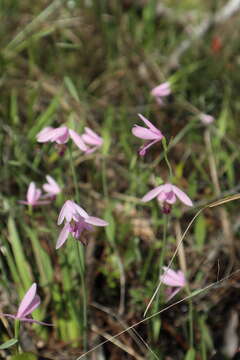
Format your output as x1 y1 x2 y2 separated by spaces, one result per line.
19 295 41 318
56 223 71 249
85 216 108 227
57 200 76 225
84 127 100 138
199 113 214 125
139 139 160 156
43 175 61 195
74 203 89 219
142 186 164 202
172 185 193 207
19 317 53 326
132 126 161 140
151 82 171 97
27 182 36 204
137 114 160 133
165 191 177 204
36 127 54 142
17 283 37 318
69 129 88 151
166 287 181 302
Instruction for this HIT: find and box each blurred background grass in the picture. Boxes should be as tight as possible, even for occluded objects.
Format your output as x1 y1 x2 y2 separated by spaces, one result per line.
1 0 240 359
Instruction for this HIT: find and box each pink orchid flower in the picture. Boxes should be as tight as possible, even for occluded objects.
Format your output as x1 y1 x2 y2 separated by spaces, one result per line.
81 127 103 153
132 114 164 156
2 283 52 325
42 175 61 198
56 200 108 249
151 82 171 105
19 182 50 206
160 267 186 301
36 126 88 152
142 183 193 213
199 113 214 125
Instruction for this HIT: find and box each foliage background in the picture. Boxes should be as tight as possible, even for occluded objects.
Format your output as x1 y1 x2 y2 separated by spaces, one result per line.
1 0 240 359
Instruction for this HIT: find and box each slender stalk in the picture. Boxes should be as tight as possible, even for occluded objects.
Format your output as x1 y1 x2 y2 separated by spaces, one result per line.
14 319 20 353
68 147 88 352
75 240 87 352
68 147 80 202
162 138 173 180
158 215 169 274
185 286 194 348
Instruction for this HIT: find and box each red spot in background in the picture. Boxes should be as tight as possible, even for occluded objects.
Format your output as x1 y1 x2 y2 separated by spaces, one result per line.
211 36 222 54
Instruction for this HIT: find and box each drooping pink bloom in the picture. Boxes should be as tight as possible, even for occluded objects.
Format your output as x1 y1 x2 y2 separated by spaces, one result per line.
132 114 164 156
199 113 214 125
81 127 103 153
160 267 186 301
56 200 108 249
2 283 52 325
36 126 88 152
151 82 171 105
142 183 193 213
19 182 50 206
42 175 61 198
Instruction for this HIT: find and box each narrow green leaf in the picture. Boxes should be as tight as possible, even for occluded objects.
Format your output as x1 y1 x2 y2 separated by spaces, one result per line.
10 90 19 125
23 225 53 286
194 214 206 249
152 318 161 342
185 348 196 360
10 353 37 360
104 209 115 244
7 217 33 290
0 338 18 349
64 76 80 102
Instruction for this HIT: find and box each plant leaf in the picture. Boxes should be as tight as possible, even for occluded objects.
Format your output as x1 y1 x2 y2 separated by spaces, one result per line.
0 338 18 349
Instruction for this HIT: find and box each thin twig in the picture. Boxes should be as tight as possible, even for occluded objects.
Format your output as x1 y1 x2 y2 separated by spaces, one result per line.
91 325 145 360
76 269 240 359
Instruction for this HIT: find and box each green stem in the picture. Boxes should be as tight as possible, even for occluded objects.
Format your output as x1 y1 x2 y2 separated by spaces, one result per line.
68 147 80 202
75 240 87 352
14 319 20 353
158 215 169 274
101 156 108 199
68 146 87 352
162 138 173 180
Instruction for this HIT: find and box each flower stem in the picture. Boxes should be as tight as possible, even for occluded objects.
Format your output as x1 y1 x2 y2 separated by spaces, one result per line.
75 240 88 352
14 319 20 353
68 146 88 352
158 214 169 273
162 138 173 180
68 147 80 202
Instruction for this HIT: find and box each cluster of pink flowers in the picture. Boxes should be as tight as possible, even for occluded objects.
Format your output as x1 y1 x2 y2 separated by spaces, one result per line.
4 124 106 330
19 176 61 206
131 83 201 301
4 79 212 337
37 125 103 154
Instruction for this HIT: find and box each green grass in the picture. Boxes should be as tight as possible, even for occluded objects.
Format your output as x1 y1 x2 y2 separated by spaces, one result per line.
1 1 240 359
